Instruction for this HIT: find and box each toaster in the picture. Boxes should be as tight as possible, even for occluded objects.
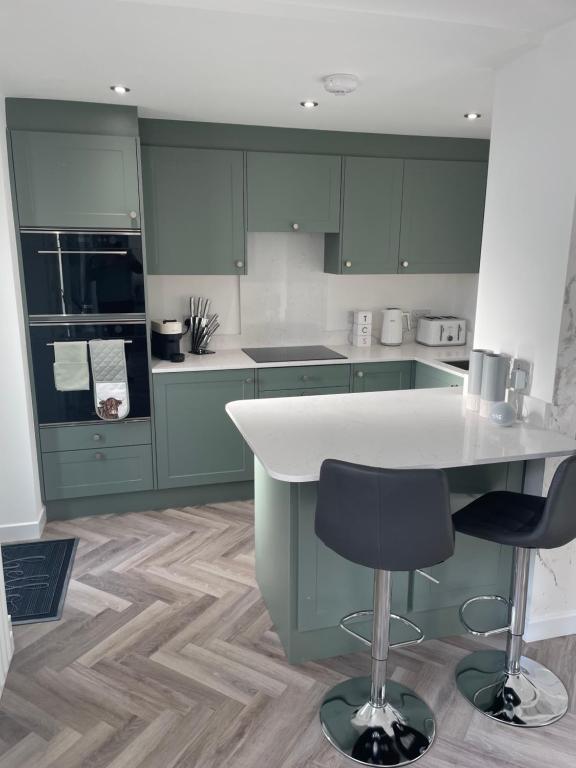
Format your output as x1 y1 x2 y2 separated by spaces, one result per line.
416 316 467 346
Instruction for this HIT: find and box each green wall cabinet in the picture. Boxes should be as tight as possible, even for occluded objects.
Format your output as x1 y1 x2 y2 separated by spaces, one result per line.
325 156 403 274
399 160 487 274
413 362 463 389
142 146 246 275
351 361 413 392
247 152 341 232
10 131 141 229
154 370 255 489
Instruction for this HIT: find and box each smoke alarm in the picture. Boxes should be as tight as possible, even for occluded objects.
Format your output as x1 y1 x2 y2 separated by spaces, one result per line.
323 74 360 96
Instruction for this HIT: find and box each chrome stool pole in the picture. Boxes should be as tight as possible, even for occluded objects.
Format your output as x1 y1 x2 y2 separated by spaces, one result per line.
320 570 436 767
456 546 569 727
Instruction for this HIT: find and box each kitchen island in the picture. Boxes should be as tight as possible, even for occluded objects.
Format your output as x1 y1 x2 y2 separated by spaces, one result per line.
226 387 576 664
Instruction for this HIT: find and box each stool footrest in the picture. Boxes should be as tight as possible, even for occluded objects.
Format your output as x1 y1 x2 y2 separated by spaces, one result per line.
459 594 510 637
339 610 425 649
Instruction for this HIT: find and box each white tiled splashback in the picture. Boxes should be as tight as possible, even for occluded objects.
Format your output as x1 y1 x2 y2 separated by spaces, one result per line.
146 233 479 349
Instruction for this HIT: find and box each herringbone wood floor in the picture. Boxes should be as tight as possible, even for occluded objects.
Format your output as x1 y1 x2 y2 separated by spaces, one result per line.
0 501 574 767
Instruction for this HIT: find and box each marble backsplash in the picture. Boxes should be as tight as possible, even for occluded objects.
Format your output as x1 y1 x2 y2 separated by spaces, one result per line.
147 232 479 349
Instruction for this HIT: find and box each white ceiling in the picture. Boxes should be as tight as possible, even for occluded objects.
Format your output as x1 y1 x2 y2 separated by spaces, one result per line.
1 0 575 138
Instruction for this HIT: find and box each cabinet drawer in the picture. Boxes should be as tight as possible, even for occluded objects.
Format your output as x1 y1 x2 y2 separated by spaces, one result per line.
259 386 349 399
42 445 153 500
40 421 152 452
257 365 350 392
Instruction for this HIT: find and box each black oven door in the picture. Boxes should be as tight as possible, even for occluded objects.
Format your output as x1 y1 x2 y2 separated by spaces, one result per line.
29 321 150 425
21 231 145 318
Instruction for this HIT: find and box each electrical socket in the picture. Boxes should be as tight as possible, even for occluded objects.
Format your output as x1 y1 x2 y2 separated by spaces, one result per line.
510 358 532 395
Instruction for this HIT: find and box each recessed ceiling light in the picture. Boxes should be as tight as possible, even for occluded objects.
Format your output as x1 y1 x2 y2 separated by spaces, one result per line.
110 84 130 95
300 100 318 109
464 112 481 120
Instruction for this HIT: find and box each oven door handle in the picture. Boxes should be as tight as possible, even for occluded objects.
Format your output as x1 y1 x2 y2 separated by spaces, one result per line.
37 250 129 255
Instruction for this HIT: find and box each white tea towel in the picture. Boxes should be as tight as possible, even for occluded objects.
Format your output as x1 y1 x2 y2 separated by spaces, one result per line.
53 341 89 391
88 339 130 421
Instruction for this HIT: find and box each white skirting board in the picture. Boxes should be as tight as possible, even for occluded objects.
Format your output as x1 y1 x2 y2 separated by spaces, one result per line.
525 611 576 643
0 506 46 543
0 550 14 697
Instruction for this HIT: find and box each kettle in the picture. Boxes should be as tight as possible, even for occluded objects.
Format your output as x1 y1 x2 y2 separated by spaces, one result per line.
381 308 411 346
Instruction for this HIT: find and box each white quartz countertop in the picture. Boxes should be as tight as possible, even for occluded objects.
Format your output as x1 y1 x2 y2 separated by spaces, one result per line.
152 342 470 378
226 387 576 482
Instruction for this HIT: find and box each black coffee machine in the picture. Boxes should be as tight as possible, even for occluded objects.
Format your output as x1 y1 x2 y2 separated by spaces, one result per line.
151 320 184 362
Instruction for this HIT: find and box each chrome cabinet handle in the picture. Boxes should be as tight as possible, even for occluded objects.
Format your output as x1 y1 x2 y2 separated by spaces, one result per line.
129 211 138 220
356 371 364 378
291 222 300 231
401 260 409 268
344 260 352 268
92 434 102 442
94 452 104 460
235 260 244 269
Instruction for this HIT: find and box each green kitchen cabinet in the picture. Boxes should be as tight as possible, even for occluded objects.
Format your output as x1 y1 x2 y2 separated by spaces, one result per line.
142 146 246 275
259 386 349 399
398 160 487 274
351 361 413 392
247 152 341 232
42 444 153 501
256 364 350 394
325 156 403 274
154 370 255 489
413 361 463 389
10 131 141 229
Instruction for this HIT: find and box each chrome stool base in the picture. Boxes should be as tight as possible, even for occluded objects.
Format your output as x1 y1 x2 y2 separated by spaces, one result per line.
320 676 435 766
455 649 568 728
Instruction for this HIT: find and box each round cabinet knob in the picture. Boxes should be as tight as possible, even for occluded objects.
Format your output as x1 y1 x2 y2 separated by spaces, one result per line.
291 223 300 231
235 260 244 269
128 211 138 220
245 377 253 383
401 260 409 268
357 371 364 378
92 433 102 442
94 452 104 460
301 375 310 381
344 261 352 268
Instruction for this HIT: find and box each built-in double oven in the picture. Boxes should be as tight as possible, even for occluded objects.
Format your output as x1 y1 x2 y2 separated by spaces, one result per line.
21 231 150 425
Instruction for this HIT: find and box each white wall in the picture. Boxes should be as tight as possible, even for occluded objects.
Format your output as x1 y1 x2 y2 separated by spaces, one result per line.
0 99 45 541
148 233 479 348
474 20 576 403
472 20 576 640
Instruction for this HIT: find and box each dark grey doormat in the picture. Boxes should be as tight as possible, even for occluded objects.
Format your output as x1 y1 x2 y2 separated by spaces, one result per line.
1 538 78 624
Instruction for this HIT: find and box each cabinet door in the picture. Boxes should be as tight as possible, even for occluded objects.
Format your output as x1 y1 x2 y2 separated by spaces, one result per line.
399 160 487 274
247 152 341 232
142 147 245 275
154 370 255 489
11 131 141 229
325 157 403 274
413 362 463 389
351 362 413 392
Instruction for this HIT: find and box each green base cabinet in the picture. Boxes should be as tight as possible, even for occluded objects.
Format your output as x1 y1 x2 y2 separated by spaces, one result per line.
154 370 256 489
325 156 403 274
10 131 141 229
413 362 463 389
254 459 520 665
256 364 350 394
142 146 246 275
247 152 341 232
42 444 153 501
352 361 413 392
399 160 487 274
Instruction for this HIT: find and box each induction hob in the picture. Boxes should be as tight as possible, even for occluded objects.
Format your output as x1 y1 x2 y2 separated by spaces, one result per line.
241 345 347 364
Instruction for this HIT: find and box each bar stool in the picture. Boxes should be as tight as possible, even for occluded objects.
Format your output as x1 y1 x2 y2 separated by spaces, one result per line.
453 453 576 727
315 459 454 767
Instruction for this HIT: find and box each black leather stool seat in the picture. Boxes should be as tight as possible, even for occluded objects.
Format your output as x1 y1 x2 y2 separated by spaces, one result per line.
453 454 576 550
453 492 545 547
